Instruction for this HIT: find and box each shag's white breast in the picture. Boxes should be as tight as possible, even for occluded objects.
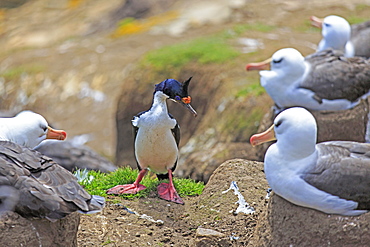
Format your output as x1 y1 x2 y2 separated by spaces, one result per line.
133 112 178 174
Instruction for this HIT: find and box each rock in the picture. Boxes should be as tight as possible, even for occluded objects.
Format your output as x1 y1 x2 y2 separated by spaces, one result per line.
311 98 370 143
177 141 258 183
196 227 225 237
194 237 230 247
0 211 80 246
0 0 28 9
252 193 370 246
85 0 178 35
188 159 269 246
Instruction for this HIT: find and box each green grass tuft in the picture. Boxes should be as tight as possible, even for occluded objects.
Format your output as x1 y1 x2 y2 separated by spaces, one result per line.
77 167 205 200
171 177 204 197
102 238 115 246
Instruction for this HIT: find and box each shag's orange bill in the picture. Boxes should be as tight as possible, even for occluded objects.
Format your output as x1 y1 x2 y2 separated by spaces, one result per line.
182 96 192 104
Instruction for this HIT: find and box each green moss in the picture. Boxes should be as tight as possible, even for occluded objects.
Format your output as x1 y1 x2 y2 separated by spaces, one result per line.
347 16 368 25
355 4 369 12
218 104 265 142
235 83 265 98
0 65 44 80
236 108 262 133
142 37 239 72
140 23 274 73
293 19 321 33
77 167 204 200
243 108 265 132
117 17 136 27
213 148 230 160
232 23 275 33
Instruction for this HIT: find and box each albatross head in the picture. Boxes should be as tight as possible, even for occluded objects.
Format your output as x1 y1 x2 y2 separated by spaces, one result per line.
269 48 306 78
250 107 317 159
311 15 351 52
246 48 307 83
246 48 307 109
2 111 67 149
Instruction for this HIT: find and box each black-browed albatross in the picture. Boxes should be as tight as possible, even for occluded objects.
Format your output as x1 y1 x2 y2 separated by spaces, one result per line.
246 48 370 111
250 107 370 216
311 15 370 58
0 111 105 220
0 110 67 148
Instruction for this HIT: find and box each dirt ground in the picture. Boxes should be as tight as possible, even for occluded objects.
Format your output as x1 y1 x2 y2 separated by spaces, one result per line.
77 159 269 247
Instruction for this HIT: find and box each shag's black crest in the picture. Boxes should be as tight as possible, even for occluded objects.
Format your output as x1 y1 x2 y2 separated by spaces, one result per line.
154 77 192 99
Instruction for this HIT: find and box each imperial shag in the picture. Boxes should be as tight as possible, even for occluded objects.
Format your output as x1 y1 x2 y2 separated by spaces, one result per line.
107 77 197 204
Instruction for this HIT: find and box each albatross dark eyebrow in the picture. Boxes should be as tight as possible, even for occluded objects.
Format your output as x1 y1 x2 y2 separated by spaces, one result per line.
273 58 283 64
40 124 48 132
275 119 283 127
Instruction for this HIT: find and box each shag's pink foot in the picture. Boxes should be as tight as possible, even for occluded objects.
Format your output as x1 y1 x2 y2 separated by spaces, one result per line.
157 183 184 204
106 184 146 195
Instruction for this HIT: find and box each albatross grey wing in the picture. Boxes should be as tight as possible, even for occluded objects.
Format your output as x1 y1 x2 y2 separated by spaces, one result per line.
301 50 370 102
351 20 370 58
301 141 370 210
35 140 117 173
0 141 104 221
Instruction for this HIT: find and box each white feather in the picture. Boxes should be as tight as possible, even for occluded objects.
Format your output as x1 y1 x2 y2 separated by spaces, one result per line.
133 91 178 174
